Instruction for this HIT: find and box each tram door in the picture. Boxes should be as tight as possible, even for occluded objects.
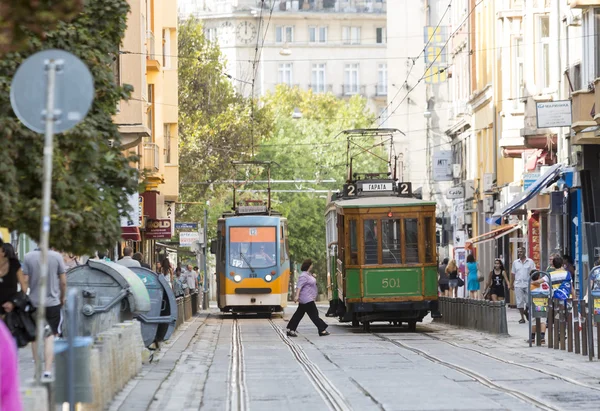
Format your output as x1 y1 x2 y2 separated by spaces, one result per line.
215 220 225 308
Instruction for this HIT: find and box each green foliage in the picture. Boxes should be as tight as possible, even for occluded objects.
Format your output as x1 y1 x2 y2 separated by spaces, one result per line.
0 0 83 53
178 17 273 227
0 0 138 255
255 86 387 291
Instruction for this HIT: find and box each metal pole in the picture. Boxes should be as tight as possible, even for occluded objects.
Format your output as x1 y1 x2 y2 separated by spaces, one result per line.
67 288 77 411
202 208 209 309
35 60 57 383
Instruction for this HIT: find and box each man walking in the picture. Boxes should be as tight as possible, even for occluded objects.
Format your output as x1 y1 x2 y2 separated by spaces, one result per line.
181 264 197 294
510 247 536 324
132 252 151 269
21 247 67 379
116 247 141 268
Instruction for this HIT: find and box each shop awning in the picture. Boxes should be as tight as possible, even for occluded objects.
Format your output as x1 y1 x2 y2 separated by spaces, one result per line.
466 224 521 246
122 226 141 241
496 163 563 217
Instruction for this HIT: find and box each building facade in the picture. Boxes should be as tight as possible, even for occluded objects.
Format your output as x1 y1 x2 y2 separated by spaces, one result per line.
386 0 453 259
115 0 180 266
179 0 388 115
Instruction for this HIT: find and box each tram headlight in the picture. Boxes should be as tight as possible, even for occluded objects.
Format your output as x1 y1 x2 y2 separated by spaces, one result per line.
233 274 242 283
265 274 273 282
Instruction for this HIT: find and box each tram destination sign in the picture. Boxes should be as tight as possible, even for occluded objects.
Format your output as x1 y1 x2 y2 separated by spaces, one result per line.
238 205 267 214
361 182 393 192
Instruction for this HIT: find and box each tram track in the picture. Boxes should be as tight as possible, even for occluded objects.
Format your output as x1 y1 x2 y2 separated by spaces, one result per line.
228 318 249 411
268 319 353 411
374 332 561 411
422 331 600 393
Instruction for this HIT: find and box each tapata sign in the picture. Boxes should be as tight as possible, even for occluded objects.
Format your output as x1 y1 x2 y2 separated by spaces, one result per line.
446 186 464 199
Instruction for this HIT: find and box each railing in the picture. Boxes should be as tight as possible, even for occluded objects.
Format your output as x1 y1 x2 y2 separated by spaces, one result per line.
342 84 365 96
145 30 156 61
309 83 333 93
275 0 386 13
376 83 387 96
436 297 509 334
142 142 159 172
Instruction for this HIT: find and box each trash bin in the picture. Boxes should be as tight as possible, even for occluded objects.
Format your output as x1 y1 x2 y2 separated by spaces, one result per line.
66 260 151 337
128 267 177 347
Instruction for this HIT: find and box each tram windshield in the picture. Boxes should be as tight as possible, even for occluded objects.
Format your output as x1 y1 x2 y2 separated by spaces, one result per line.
229 226 277 269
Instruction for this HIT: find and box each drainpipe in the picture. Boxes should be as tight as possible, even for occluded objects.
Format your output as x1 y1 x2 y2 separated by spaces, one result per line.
556 0 564 165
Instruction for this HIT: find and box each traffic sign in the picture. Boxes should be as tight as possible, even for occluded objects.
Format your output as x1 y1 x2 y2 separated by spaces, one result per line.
10 49 94 134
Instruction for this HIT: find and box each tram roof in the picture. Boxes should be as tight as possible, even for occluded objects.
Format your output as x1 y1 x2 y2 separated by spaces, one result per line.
332 196 436 209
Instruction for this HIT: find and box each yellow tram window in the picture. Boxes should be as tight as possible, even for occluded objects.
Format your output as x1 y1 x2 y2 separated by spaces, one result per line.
424 216 434 263
348 219 358 265
404 218 419 264
382 219 401 264
364 219 378 265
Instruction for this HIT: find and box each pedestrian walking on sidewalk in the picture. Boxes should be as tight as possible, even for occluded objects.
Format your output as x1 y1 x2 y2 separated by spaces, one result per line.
510 247 536 324
0 320 22 411
446 259 459 298
0 241 28 316
116 247 141 268
286 259 329 337
132 252 151 269
21 247 67 379
466 254 482 299
485 259 509 302
438 258 449 297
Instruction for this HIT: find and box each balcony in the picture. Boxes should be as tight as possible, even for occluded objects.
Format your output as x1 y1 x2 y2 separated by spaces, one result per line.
141 142 164 190
571 89 596 132
375 84 387 97
274 0 386 13
309 84 333 93
145 31 160 72
569 0 600 8
342 84 365 96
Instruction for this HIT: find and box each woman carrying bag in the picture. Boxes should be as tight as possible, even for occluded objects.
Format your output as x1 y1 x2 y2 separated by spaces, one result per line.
466 254 483 299
286 259 330 337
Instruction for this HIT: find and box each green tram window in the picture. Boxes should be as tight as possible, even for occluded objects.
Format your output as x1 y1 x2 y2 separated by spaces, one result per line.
404 218 419 264
424 216 434 263
382 219 401 264
348 219 358 265
364 219 378 265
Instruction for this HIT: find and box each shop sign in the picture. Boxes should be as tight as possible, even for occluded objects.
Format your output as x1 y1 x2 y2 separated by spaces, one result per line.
175 222 198 229
446 186 464 199
528 214 541 269
120 192 140 227
179 231 199 247
523 173 540 190
536 100 572 128
138 196 144 227
433 151 453 181
165 201 175 236
145 219 172 239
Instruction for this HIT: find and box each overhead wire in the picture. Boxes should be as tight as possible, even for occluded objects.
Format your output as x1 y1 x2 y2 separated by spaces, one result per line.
377 0 485 127
373 0 453 127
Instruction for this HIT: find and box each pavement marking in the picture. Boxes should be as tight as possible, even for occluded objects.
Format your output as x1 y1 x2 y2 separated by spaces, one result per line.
228 318 249 411
422 333 600 393
269 319 353 411
374 333 561 411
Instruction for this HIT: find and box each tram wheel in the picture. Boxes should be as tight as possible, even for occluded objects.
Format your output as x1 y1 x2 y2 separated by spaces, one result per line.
408 321 417 332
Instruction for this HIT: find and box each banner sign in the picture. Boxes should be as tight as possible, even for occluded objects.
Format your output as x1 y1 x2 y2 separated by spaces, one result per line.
528 213 541 269
433 151 453 181
175 222 198 229
145 219 172 239
180 231 200 247
120 193 140 227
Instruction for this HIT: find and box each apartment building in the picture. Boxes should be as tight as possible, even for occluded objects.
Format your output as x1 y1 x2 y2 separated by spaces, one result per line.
179 0 388 114
115 0 179 265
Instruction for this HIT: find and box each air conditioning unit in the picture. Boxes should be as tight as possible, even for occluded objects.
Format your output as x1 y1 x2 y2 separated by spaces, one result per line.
107 139 115 147
483 196 494 213
452 164 461 178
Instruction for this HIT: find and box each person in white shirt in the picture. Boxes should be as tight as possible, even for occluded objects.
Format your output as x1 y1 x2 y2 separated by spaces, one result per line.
510 247 537 324
181 264 197 294
116 247 141 268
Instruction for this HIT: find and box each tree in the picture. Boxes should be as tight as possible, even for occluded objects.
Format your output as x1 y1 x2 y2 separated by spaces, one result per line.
177 17 273 225
255 86 388 291
0 0 83 54
0 0 138 255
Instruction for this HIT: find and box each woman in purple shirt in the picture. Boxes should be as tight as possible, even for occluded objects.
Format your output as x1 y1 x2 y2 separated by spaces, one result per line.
286 259 330 337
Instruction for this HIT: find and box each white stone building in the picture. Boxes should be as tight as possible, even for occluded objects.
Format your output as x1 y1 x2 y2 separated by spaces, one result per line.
179 0 388 114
